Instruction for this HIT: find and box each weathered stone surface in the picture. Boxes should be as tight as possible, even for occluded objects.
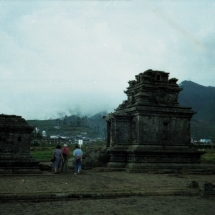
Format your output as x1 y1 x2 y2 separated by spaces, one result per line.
199 181 215 195
82 146 109 169
38 163 52 171
187 181 198 188
104 69 212 173
0 114 41 174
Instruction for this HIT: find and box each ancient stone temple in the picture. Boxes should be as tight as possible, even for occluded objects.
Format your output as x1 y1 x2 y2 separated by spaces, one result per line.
0 114 41 174
104 69 208 173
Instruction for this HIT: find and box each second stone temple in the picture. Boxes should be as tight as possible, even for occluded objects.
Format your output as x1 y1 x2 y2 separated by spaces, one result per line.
104 69 205 172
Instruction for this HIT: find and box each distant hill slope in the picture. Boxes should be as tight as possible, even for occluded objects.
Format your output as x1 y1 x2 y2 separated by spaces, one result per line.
27 112 107 139
90 111 108 120
178 81 215 140
179 81 215 121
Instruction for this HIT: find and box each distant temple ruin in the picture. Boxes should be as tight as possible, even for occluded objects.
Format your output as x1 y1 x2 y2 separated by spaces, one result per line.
0 114 41 174
104 69 209 173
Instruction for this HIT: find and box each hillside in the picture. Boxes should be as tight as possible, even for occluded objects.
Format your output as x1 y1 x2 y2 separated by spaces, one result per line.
27 111 107 139
27 81 215 142
178 81 215 141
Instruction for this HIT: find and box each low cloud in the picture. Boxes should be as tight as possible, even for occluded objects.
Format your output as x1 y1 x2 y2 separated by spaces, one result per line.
0 1 215 119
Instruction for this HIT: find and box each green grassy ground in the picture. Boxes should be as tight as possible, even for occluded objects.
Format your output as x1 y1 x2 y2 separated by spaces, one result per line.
30 141 104 161
200 148 215 163
30 147 55 162
31 145 215 163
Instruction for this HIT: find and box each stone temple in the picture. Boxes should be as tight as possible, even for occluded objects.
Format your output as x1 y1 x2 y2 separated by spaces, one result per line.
104 69 208 173
0 114 41 174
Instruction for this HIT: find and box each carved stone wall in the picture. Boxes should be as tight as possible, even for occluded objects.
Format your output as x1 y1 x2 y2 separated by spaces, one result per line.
0 114 41 174
115 117 131 144
104 70 206 172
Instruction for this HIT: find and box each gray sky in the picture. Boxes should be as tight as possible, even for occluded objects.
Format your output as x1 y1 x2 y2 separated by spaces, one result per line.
0 0 215 120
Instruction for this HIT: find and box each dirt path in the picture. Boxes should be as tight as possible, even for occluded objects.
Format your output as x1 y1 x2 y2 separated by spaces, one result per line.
0 168 215 215
1 196 215 215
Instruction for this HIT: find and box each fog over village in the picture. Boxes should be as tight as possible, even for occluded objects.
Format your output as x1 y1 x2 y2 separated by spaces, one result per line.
0 1 215 120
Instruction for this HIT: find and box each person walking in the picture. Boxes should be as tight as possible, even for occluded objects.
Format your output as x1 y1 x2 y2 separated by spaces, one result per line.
61 143 70 172
52 145 64 174
73 144 83 174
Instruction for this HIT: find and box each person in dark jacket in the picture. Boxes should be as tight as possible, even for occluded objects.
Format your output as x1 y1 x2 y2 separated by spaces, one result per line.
52 145 64 174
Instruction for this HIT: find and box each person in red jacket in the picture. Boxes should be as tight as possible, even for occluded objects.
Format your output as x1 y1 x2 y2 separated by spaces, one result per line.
61 144 70 172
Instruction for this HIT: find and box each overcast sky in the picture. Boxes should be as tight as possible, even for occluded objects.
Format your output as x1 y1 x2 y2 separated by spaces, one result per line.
0 0 215 120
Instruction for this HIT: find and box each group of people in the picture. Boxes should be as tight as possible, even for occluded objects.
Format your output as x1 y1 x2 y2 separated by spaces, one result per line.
51 143 83 174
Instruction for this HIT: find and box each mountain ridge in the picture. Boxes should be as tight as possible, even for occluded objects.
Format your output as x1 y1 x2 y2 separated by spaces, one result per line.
27 80 215 141
178 80 215 140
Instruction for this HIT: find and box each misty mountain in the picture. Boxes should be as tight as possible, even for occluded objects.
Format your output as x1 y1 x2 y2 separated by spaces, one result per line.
178 81 215 140
27 81 215 141
90 111 108 120
179 81 215 121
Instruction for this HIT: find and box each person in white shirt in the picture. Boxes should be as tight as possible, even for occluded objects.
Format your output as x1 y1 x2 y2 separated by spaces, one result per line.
73 144 83 174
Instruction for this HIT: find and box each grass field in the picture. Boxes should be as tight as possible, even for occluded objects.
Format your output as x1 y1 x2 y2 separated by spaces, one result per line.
30 147 55 162
200 148 215 163
30 145 215 163
30 141 104 161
